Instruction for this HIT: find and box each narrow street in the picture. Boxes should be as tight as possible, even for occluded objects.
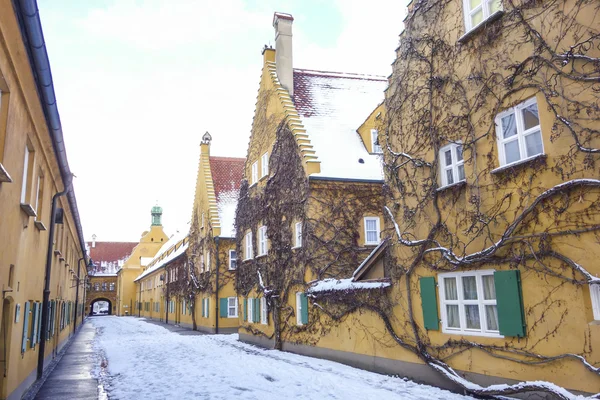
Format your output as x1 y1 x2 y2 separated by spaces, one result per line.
91 317 472 400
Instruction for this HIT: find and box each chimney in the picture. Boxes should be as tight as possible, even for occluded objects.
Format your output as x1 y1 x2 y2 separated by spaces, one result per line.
92 234 97 248
273 12 294 96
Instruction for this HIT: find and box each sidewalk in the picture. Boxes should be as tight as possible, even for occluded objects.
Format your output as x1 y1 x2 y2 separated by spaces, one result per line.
33 322 100 400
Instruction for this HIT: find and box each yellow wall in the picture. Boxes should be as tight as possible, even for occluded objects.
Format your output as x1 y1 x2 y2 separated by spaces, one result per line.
0 2 87 398
116 225 168 316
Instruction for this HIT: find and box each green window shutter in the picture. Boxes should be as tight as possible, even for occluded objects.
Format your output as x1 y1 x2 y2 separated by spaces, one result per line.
37 303 43 343
21 302 30 353
30 303 38 348
219 298 228 318
255 299 261 323
494 270 526 337
300 293 309 325
206 298 210 318
254 298 260 323
419 277 439 330
243 298 247 321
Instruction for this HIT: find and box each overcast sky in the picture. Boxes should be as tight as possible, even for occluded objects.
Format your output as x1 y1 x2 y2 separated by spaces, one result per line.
38 0 408 242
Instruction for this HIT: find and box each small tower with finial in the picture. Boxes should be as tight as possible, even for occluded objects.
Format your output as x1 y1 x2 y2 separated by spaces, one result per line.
151 203 163 226
201 131 212 156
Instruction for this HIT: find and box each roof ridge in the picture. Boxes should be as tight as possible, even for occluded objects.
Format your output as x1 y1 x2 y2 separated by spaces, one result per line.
293 68 387 81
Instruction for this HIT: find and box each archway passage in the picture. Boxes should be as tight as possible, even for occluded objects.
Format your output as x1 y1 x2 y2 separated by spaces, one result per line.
90 298 113 316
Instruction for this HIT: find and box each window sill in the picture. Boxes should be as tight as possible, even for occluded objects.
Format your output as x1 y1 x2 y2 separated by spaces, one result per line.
227 315 238 319
249 182 257 188
458 10 504 44
20 203 37 217
0 163 12 183
259 175 268 181
491 154 546 175
54 249 62 256
291 246 302 250
256 254 267 259
243 258 253 263
364 242 380 247
437 180 466 193
441 328 503 339
228 267 237 271
34 221 47 231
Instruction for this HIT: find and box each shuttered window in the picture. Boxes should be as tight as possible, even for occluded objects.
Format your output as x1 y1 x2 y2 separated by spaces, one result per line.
21 301 30 353
227 297 237 318
220 298 228 318
260 298 268 325
430 270 526 338
30 302 39 348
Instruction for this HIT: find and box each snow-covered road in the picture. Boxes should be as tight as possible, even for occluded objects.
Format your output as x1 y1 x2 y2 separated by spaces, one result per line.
90 317 472 400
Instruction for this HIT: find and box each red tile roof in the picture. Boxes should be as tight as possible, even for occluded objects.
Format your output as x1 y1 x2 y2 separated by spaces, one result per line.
209 156 245 199
87 242 137 264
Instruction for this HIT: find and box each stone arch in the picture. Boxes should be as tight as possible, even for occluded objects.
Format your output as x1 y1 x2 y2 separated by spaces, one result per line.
89 298 113 316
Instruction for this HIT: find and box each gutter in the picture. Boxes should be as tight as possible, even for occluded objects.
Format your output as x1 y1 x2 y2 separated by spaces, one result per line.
308 176 384 184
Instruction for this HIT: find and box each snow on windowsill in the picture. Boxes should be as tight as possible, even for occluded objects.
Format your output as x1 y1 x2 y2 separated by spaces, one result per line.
490 154 546 175
458 10 504 44
436 180 466 193
308 278 391 294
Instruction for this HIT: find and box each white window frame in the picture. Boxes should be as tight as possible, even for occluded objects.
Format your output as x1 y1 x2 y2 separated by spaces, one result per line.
296 292 304 326
247 297 254 323
371 129 382 154
229 250 237 270
227 297 238 318
591 284 600 321
203 297 209 318
258 226 268 256
462 0 503 33
439 143 465 187
261 152 269 178
206 251 211 271
20 146 30 203
251 161 258 185
293 222 302 248
495 97 543 167
244 231 253 260
260 297 268 324
438 270 502 338
363 217 380 245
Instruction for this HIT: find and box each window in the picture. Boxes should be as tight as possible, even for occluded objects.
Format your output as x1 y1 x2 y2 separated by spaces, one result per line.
495 97 543 167
371 129 382 153
294 222 302 248
244 231 253 260
94 283 100 291
247 297 254 323
364 217 380 245
202 298 209 318
261 297 268 324
591 284 600 321
206 251 211 271
20 145 35 207
251 161 258 185
463 0 502 32
0 88 10 182
438 271 499 337
296 292 308 325
261 153 269 178
258 226 268 256
109 283 115 291
227 297 238 318
34 173 45 219
229 250 237 270
439 143 465 187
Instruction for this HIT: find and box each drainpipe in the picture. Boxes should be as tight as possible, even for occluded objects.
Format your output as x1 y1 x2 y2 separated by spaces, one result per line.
165 268 169 325
73 257 86 332
138 283 142 317
215 237 220 334
37 178 72 379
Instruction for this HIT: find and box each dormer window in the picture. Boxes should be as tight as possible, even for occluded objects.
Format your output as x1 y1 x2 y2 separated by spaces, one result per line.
371 129 382 154
463 0 502 33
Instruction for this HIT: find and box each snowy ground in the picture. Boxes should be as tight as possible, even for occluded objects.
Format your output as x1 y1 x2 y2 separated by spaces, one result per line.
90 317 473 400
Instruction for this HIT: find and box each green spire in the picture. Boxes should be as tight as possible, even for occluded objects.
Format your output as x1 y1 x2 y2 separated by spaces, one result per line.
151 205 163 226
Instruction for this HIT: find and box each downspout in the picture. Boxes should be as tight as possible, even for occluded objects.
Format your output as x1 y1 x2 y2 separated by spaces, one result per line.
73 257 85 332
138 282 141 318
215 237 220 334
37 178 72 379
165 269 169 325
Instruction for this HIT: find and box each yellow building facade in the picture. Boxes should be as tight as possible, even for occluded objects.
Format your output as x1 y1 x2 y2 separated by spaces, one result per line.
136 134 244 333
116 208 168 316
0 2 88 399
236 12 387 354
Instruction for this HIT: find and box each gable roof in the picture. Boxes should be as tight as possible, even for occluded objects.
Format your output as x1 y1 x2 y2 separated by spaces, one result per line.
352 238 389 281
292 69 387 181
87 241 137 265
208 156 245 238
134 229 189 282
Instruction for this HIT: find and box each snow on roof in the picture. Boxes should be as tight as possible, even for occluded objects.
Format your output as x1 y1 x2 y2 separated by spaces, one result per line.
89 273 117 277
307 278 391 294
140 257 154 267
134 227 189 282
293 69 387 181
209 156 244 237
